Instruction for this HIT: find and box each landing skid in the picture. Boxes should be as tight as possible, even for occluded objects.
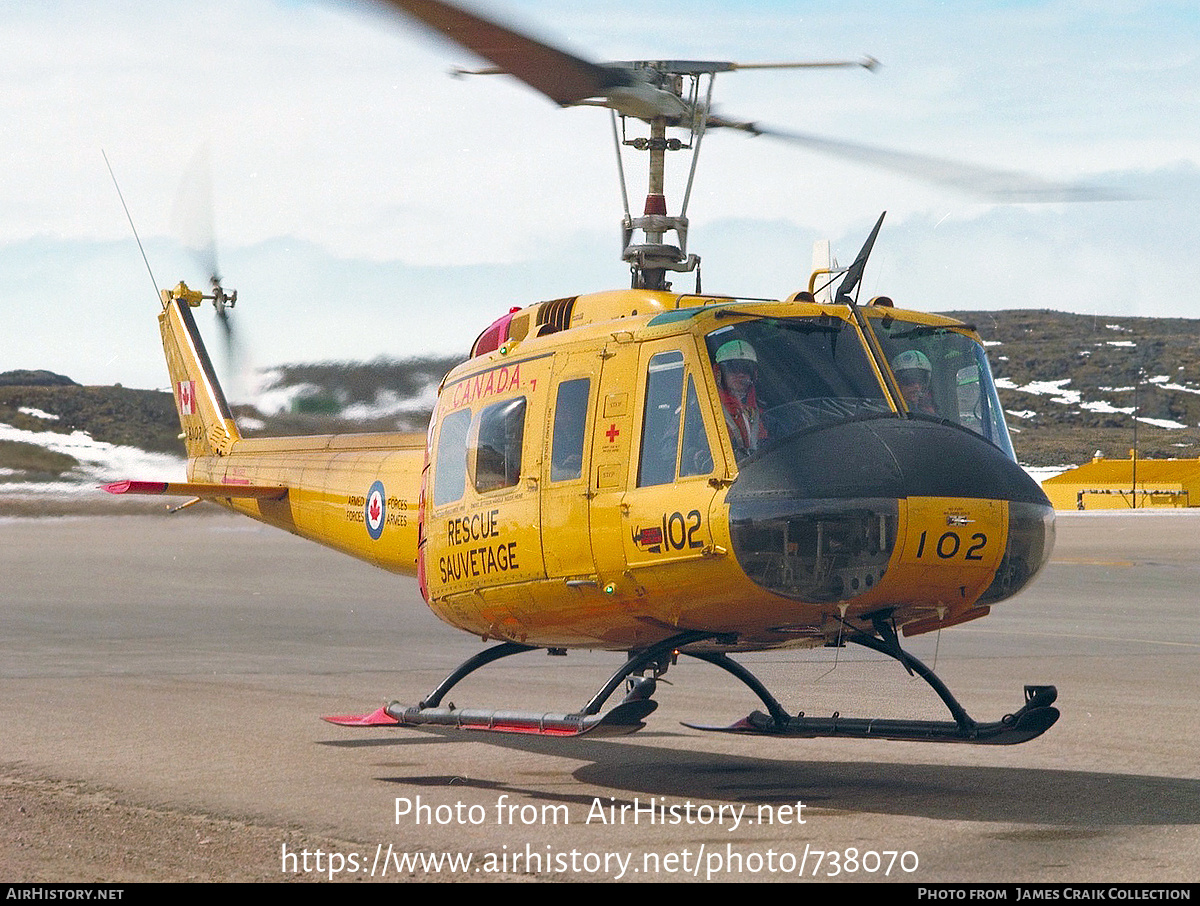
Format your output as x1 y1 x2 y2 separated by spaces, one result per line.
324 632 712 738
684 682 1059 745
325 619 1059 745
683 617 1059 745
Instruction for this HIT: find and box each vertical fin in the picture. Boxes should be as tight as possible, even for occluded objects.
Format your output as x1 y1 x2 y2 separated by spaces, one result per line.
158 288 241 458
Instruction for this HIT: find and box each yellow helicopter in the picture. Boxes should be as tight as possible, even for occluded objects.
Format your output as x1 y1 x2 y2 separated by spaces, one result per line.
106 0 1068 744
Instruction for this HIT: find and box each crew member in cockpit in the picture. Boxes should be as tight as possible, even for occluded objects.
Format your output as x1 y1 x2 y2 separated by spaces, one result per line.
715 339 767 459
893 349 937 415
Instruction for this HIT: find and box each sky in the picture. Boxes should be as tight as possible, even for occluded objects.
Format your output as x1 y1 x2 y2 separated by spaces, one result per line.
3 0 1199 394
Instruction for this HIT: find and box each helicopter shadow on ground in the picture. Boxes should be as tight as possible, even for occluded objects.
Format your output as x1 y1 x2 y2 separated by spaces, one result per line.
323 730 1200 828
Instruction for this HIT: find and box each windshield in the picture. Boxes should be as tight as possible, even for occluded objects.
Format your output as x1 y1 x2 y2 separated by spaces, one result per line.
865 312 1016 460
705 316 890 460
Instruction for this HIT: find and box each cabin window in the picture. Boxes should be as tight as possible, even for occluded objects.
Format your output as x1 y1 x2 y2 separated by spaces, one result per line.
706 317 889 459
637 350 685 487
865 314 1016 460
433 408 471 507
679 375 714 477
473 397 527 493
550 378 589 481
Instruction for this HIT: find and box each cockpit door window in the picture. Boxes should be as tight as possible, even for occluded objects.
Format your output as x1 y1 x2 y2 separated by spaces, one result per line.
679 375 714 478
550 378 590 482
705 317 889 461
865 314 1016 459
637 350 686 487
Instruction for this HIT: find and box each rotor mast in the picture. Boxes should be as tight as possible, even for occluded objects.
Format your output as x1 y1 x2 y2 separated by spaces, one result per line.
385 1 897 290
619 111 702 292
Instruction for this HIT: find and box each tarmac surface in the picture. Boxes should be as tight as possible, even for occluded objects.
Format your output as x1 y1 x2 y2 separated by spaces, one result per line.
2 508 1199 882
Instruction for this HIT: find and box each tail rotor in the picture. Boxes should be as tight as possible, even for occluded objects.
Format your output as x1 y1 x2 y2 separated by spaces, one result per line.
173 146 246 396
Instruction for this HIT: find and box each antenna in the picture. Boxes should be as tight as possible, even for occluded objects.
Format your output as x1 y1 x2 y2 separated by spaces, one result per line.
102 150 162 307
835 211 887 305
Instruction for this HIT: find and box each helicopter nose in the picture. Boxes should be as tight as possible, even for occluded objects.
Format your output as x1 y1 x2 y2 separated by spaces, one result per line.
725 418 1055 606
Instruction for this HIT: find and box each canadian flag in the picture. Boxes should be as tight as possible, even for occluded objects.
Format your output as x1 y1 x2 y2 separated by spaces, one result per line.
178 380 196 415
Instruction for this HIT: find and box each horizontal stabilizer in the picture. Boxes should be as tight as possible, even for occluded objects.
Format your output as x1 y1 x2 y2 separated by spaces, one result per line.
101 479 287 500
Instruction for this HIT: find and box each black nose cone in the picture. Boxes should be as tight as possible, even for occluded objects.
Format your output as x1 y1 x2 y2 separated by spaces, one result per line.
725 418 1053 604
729 417 1049 506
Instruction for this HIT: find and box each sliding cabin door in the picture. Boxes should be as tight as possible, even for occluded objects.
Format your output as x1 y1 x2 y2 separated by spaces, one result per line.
539 352 599 580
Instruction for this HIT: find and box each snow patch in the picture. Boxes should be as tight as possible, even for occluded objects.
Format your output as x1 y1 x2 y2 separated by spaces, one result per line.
1013 379 1081 406
18 407 60 421
341 383 440 420
1024 464 1072 483
1136 416 1189 430
252 382 322 416
1156 381 1200 396
1081 400 1134 416
0 421 185 493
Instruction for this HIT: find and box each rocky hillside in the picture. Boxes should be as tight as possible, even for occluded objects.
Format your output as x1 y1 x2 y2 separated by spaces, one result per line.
242 356 461 436
0 373 182 455
947 310 1200 465
0 371 187 513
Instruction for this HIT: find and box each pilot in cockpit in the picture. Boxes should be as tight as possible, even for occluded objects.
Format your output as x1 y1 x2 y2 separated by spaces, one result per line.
893 349 937 416
715 339 768 459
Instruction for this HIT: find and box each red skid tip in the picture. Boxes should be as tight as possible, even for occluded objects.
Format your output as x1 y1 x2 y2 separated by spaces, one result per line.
322 705 400 727
101 480 167 495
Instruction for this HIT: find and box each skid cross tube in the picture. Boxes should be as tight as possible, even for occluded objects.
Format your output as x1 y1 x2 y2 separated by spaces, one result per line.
418 630 716 716
846 616 975 732
683 651 792 729
418 640 536 709
580 630 715 716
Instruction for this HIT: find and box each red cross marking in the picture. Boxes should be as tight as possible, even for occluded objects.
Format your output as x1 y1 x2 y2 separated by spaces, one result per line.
605 423 620 442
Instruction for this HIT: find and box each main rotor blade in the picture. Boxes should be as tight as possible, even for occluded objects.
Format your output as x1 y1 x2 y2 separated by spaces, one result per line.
727 57 879 73
607 57 879 75
383 0 627 106
386 3 1111 203
710 117 1117 203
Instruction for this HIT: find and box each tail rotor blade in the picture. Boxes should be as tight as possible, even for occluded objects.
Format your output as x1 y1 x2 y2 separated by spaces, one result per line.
172 145 223 276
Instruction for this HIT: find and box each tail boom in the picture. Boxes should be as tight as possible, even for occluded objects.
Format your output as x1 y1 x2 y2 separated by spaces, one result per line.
109 289 430 578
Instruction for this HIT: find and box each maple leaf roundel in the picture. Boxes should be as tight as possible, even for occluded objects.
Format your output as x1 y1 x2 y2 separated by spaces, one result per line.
365 481 386 540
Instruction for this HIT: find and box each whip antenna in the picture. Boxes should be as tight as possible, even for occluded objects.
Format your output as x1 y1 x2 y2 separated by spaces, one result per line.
102 149 161 306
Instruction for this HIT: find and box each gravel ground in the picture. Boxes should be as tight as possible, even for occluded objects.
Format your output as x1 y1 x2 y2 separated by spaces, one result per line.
0 771 370 883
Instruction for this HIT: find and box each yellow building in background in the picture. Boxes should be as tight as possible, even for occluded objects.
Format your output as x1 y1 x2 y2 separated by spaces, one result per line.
1041 454 1200 510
